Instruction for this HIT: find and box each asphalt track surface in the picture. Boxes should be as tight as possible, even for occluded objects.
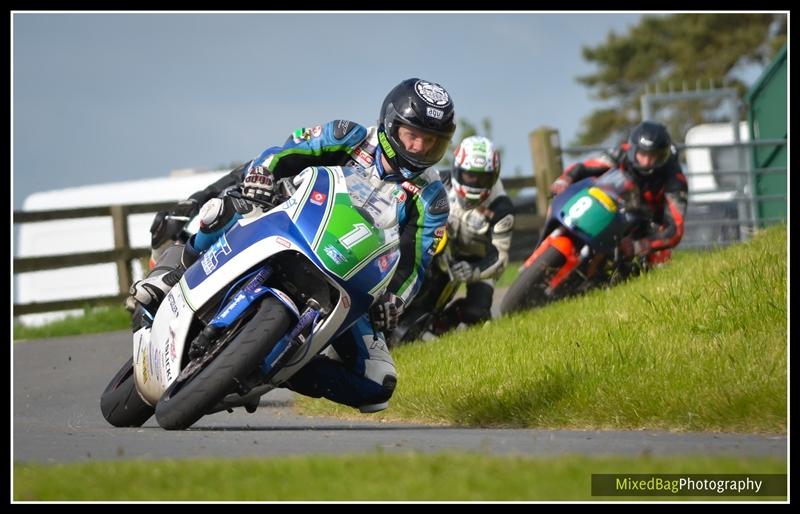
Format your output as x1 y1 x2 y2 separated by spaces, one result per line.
13 330 786 464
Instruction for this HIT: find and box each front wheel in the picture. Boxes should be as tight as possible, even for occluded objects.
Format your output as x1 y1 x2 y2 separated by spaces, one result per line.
100 357 155 427
387 311 432 348
500 246 567 316
154 297 292 430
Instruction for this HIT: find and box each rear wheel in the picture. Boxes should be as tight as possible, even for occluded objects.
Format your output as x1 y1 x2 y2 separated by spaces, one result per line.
500 246 567 316
100 357 155 427
154 297 292 430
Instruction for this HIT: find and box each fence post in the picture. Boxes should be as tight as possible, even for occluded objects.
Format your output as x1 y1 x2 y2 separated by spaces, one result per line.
529 127 564 216
110 205 132 296
747 150 760 239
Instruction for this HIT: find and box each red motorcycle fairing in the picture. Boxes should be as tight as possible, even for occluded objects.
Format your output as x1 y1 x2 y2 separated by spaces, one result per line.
523 232 580 291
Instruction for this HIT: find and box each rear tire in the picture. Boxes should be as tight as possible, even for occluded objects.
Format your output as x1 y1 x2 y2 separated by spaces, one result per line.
500 246 567 316
100 357 155 427
154 297 292 430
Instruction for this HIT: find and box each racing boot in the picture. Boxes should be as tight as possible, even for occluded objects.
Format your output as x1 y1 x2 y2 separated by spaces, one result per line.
126 240 200 315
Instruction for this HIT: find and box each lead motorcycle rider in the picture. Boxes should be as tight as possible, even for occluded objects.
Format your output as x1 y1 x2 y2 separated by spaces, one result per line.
127 78 455 413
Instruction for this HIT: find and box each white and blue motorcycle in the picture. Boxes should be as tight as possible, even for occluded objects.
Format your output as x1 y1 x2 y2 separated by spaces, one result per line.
101 165 400 430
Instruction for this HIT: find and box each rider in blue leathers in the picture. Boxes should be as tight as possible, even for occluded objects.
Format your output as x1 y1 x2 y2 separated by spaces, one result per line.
129 78 456 413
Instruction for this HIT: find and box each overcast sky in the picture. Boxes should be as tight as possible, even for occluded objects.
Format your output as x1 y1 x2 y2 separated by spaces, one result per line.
12 11 648 209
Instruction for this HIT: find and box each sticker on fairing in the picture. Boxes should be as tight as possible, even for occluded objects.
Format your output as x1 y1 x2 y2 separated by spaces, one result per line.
167 291 179 315
310 192 327 206
201 234 233 275
324 245 346 264
378 254 391 273
141 348 149 384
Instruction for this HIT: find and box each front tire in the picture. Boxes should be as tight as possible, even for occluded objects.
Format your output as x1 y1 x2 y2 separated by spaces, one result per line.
500 246 567 316
154 297 292 430
100 357 155 427
387 311 432 348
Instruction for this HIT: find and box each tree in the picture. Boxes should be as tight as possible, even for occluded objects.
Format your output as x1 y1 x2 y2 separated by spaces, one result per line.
573 13 787 146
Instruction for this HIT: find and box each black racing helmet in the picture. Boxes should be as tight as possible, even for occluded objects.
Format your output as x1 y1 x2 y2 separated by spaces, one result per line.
377 78 456 181
626 121 672 176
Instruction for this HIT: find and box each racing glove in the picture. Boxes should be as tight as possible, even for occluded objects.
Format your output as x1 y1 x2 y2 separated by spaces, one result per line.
369 292 405 332
619 236 650 259
451 260 480 283
549 176 572 196
242 165 276 206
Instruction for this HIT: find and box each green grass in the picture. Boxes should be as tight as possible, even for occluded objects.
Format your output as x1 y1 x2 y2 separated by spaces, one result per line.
13 453 786 501
13 305 130 341
298 225 787 433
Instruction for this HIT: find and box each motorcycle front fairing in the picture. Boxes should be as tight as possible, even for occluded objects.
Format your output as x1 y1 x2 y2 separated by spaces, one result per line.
550 177 627 255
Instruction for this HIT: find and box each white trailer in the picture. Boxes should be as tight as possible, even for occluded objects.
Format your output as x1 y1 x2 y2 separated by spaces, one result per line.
681 121 752 248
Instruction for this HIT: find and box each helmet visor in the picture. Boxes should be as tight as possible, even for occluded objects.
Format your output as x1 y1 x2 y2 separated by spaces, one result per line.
456 168 496 189
389 123 452 169
635 147 670 170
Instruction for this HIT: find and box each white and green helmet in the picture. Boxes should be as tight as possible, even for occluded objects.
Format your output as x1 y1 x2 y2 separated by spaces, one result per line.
452 135 501 209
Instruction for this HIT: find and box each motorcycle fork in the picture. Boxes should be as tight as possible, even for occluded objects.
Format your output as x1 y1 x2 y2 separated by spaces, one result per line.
190 265 275 360
523 229 560 268
232 302 322 398
259 302 322 382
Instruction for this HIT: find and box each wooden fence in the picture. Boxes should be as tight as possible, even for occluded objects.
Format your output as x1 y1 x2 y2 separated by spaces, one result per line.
14 201 175 315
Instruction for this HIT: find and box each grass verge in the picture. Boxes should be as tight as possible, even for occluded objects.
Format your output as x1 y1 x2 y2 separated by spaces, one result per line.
298 225 787 433
13 306 130 341
13 452 786 501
